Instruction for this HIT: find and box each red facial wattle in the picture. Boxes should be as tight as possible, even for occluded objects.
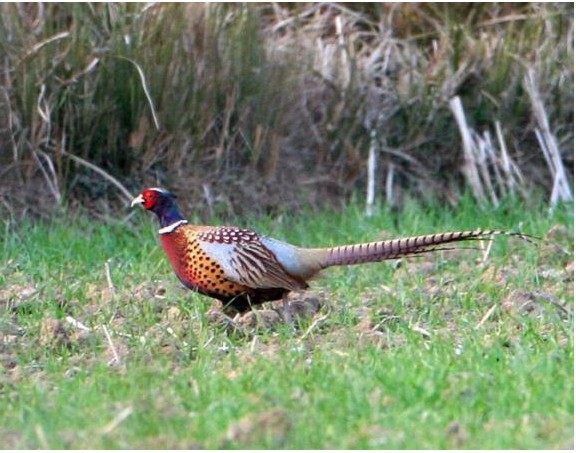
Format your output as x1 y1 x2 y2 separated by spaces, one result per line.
141 189 160 210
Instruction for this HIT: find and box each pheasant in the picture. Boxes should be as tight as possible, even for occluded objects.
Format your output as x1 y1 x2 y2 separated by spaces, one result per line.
132 187 530 314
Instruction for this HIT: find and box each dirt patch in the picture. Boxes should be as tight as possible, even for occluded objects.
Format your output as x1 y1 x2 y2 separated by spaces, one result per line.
206 291 327 336
222 408 292 448
0 284 37 310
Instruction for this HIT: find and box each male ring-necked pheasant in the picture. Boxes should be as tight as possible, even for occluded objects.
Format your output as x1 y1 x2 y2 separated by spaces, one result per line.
132 187 528 313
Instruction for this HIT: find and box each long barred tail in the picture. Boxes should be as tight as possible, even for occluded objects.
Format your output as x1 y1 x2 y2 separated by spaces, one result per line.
321 229 532 268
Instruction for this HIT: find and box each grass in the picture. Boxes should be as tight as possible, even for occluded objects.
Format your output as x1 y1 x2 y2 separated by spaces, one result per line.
0 197 573 448
0 3 572 216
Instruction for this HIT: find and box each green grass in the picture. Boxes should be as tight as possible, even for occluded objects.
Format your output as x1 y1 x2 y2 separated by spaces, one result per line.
0 198 573 448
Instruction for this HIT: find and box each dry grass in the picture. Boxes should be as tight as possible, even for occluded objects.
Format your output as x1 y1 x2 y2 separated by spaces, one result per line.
0 3 572 219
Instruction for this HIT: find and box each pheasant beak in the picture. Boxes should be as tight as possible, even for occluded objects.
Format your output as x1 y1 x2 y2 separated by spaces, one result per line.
131 194 144 207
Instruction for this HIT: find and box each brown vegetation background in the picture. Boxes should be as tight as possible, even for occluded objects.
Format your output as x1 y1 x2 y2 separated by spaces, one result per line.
0 3 573 220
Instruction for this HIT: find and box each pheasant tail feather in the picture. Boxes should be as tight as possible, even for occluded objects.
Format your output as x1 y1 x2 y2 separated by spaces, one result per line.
320 229 527 268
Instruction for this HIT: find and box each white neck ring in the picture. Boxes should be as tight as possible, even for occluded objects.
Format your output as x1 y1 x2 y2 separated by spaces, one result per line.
158 220 188 235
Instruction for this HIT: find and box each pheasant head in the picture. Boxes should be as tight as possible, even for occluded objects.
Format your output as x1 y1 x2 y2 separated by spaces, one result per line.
131 188 186 230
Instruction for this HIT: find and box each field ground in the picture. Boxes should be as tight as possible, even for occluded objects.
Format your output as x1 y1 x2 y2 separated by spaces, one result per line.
0 198 573 448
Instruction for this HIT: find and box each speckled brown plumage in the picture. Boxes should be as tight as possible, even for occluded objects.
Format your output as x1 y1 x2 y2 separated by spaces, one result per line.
132 188 532 314
159 223 306 312
162 226 250 298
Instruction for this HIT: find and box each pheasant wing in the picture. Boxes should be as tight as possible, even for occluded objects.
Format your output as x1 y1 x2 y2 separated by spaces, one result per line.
228 241 307 290
197 227 307 291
